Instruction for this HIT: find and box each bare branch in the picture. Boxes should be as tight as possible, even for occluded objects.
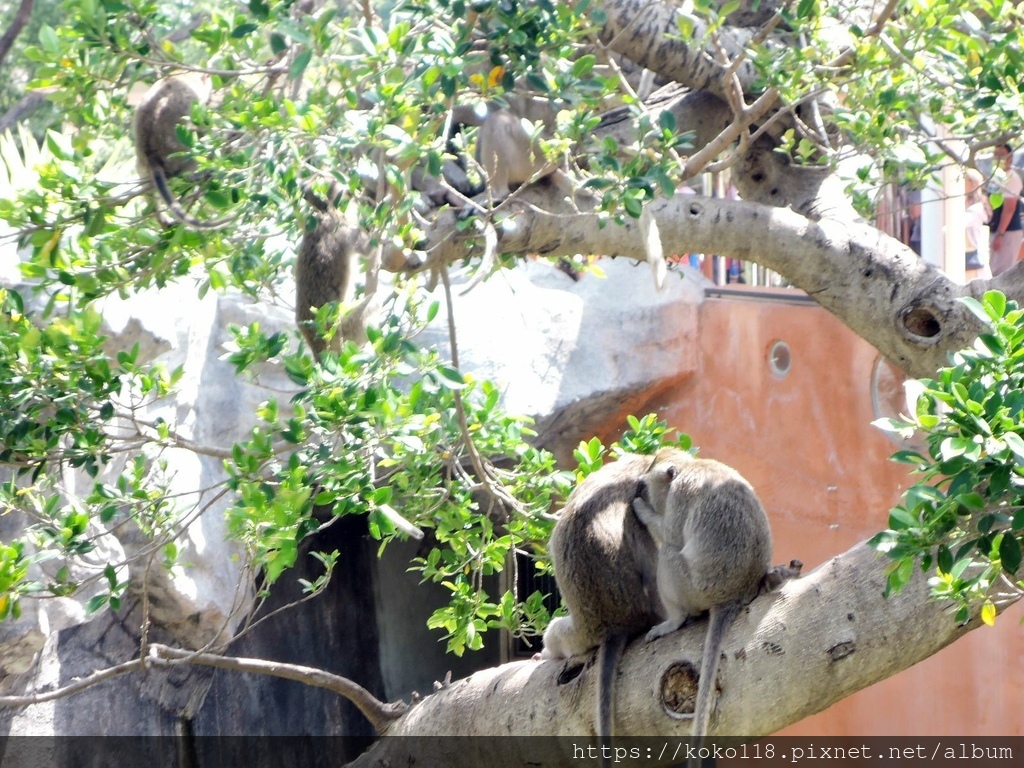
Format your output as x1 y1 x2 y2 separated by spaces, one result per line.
0 90 48 133
681 87 779 179
147 644 408 733
0 0 34 69
0 659 145 707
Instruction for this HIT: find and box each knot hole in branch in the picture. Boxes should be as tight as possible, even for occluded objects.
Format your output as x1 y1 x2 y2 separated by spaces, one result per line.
899 303 943 343
659 660 699 719
687 201 704 219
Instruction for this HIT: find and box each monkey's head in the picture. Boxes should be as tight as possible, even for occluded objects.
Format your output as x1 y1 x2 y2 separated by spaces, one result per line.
634 447 694 517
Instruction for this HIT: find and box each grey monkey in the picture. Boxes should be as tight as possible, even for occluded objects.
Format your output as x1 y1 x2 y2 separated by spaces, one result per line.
133 72 232 230
632 449 772 763
451 95 570 201
294 190 375 360
541 453 665 757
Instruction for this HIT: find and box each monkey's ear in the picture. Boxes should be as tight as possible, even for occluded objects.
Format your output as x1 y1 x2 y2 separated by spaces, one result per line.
664 465 677 481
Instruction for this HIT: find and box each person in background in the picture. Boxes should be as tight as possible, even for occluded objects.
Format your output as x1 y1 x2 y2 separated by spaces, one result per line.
964 168 992 281
907 188 922 256
988 143 1022 275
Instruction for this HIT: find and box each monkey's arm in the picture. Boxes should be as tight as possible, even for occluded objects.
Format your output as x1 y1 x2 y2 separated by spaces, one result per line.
631 496 664 542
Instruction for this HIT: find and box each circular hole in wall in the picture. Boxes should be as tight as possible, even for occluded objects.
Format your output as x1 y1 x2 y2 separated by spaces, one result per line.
768 340 792 378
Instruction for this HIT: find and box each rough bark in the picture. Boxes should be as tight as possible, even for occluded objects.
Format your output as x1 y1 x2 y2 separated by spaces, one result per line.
596 0 763 101
350 542 992 766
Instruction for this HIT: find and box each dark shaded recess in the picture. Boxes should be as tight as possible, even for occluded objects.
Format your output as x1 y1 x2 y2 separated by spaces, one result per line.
191 513 383 766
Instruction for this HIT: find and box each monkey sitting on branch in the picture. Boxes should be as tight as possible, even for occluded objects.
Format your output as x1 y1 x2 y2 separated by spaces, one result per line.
632 449 774 767
540 453 667 760
450 94 572 203
440 94 669 290
542 447 793 764
133 72 233 230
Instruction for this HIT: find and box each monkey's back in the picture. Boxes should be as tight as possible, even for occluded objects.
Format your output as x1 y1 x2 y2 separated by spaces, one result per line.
294 208 357 356
674 458 773 608
549 454 664 650
133 75 206 179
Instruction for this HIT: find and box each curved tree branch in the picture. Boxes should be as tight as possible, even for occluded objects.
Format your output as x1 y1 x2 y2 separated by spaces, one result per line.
350 541 1004 766
596 0 761 101
0 658 145 706
400 189 991 378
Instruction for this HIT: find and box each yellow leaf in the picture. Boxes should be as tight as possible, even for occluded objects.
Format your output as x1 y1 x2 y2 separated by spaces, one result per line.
981 601 996 627
488 66 505 88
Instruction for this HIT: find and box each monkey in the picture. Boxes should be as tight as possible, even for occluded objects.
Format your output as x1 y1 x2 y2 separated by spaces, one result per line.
451 95 570 202
540 453 665 759
133 72 233 230
294 189 377 359
449 97 667 291
632 448 773 764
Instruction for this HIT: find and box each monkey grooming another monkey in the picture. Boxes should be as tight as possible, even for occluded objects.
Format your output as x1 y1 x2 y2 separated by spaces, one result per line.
133 72 232 230
632 449 772 764
541 454 665 758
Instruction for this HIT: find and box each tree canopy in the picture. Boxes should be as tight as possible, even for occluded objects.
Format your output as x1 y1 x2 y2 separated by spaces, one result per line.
0 0 1023 749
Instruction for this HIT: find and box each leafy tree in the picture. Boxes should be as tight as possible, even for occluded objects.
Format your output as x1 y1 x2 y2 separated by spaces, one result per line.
0 0 1022 757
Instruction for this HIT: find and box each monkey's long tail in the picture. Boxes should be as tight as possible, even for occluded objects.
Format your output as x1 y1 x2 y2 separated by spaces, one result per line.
153 168 234 230
597 631 629 768
688 603 740 768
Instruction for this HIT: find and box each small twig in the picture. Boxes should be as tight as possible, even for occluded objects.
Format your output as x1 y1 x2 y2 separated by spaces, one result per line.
681 87 779 179
0 659 146 707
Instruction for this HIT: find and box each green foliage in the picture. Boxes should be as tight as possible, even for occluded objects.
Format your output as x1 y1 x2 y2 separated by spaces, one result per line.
732 1 1022 214
0 285 185 620
870 291 1024 625
0 0 1021 659
0 0 687 660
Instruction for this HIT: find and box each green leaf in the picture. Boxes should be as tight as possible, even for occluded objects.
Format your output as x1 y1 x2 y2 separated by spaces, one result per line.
888 508 919 530
958 296 994 327
38 25 59 54
1004 432 1024 464
289 48 313 80
571 55 596 78
796 0 817 18
937 545 953 574
983 290 1007 320
999 534 1022 574
85 594 108 614
435 365 466 389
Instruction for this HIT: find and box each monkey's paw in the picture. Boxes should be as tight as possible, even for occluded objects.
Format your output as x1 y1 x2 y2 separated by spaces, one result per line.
644 620 682 643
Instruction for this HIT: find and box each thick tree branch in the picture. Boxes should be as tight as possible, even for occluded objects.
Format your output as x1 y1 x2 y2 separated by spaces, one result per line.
596 0 761 101
350 541 1003 766
400 189 991 378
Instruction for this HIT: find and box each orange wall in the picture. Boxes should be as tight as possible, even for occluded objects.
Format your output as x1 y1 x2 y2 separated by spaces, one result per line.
601 288 1023 736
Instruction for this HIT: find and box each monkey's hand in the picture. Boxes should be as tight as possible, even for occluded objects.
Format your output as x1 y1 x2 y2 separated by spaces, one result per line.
632 496 662 537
